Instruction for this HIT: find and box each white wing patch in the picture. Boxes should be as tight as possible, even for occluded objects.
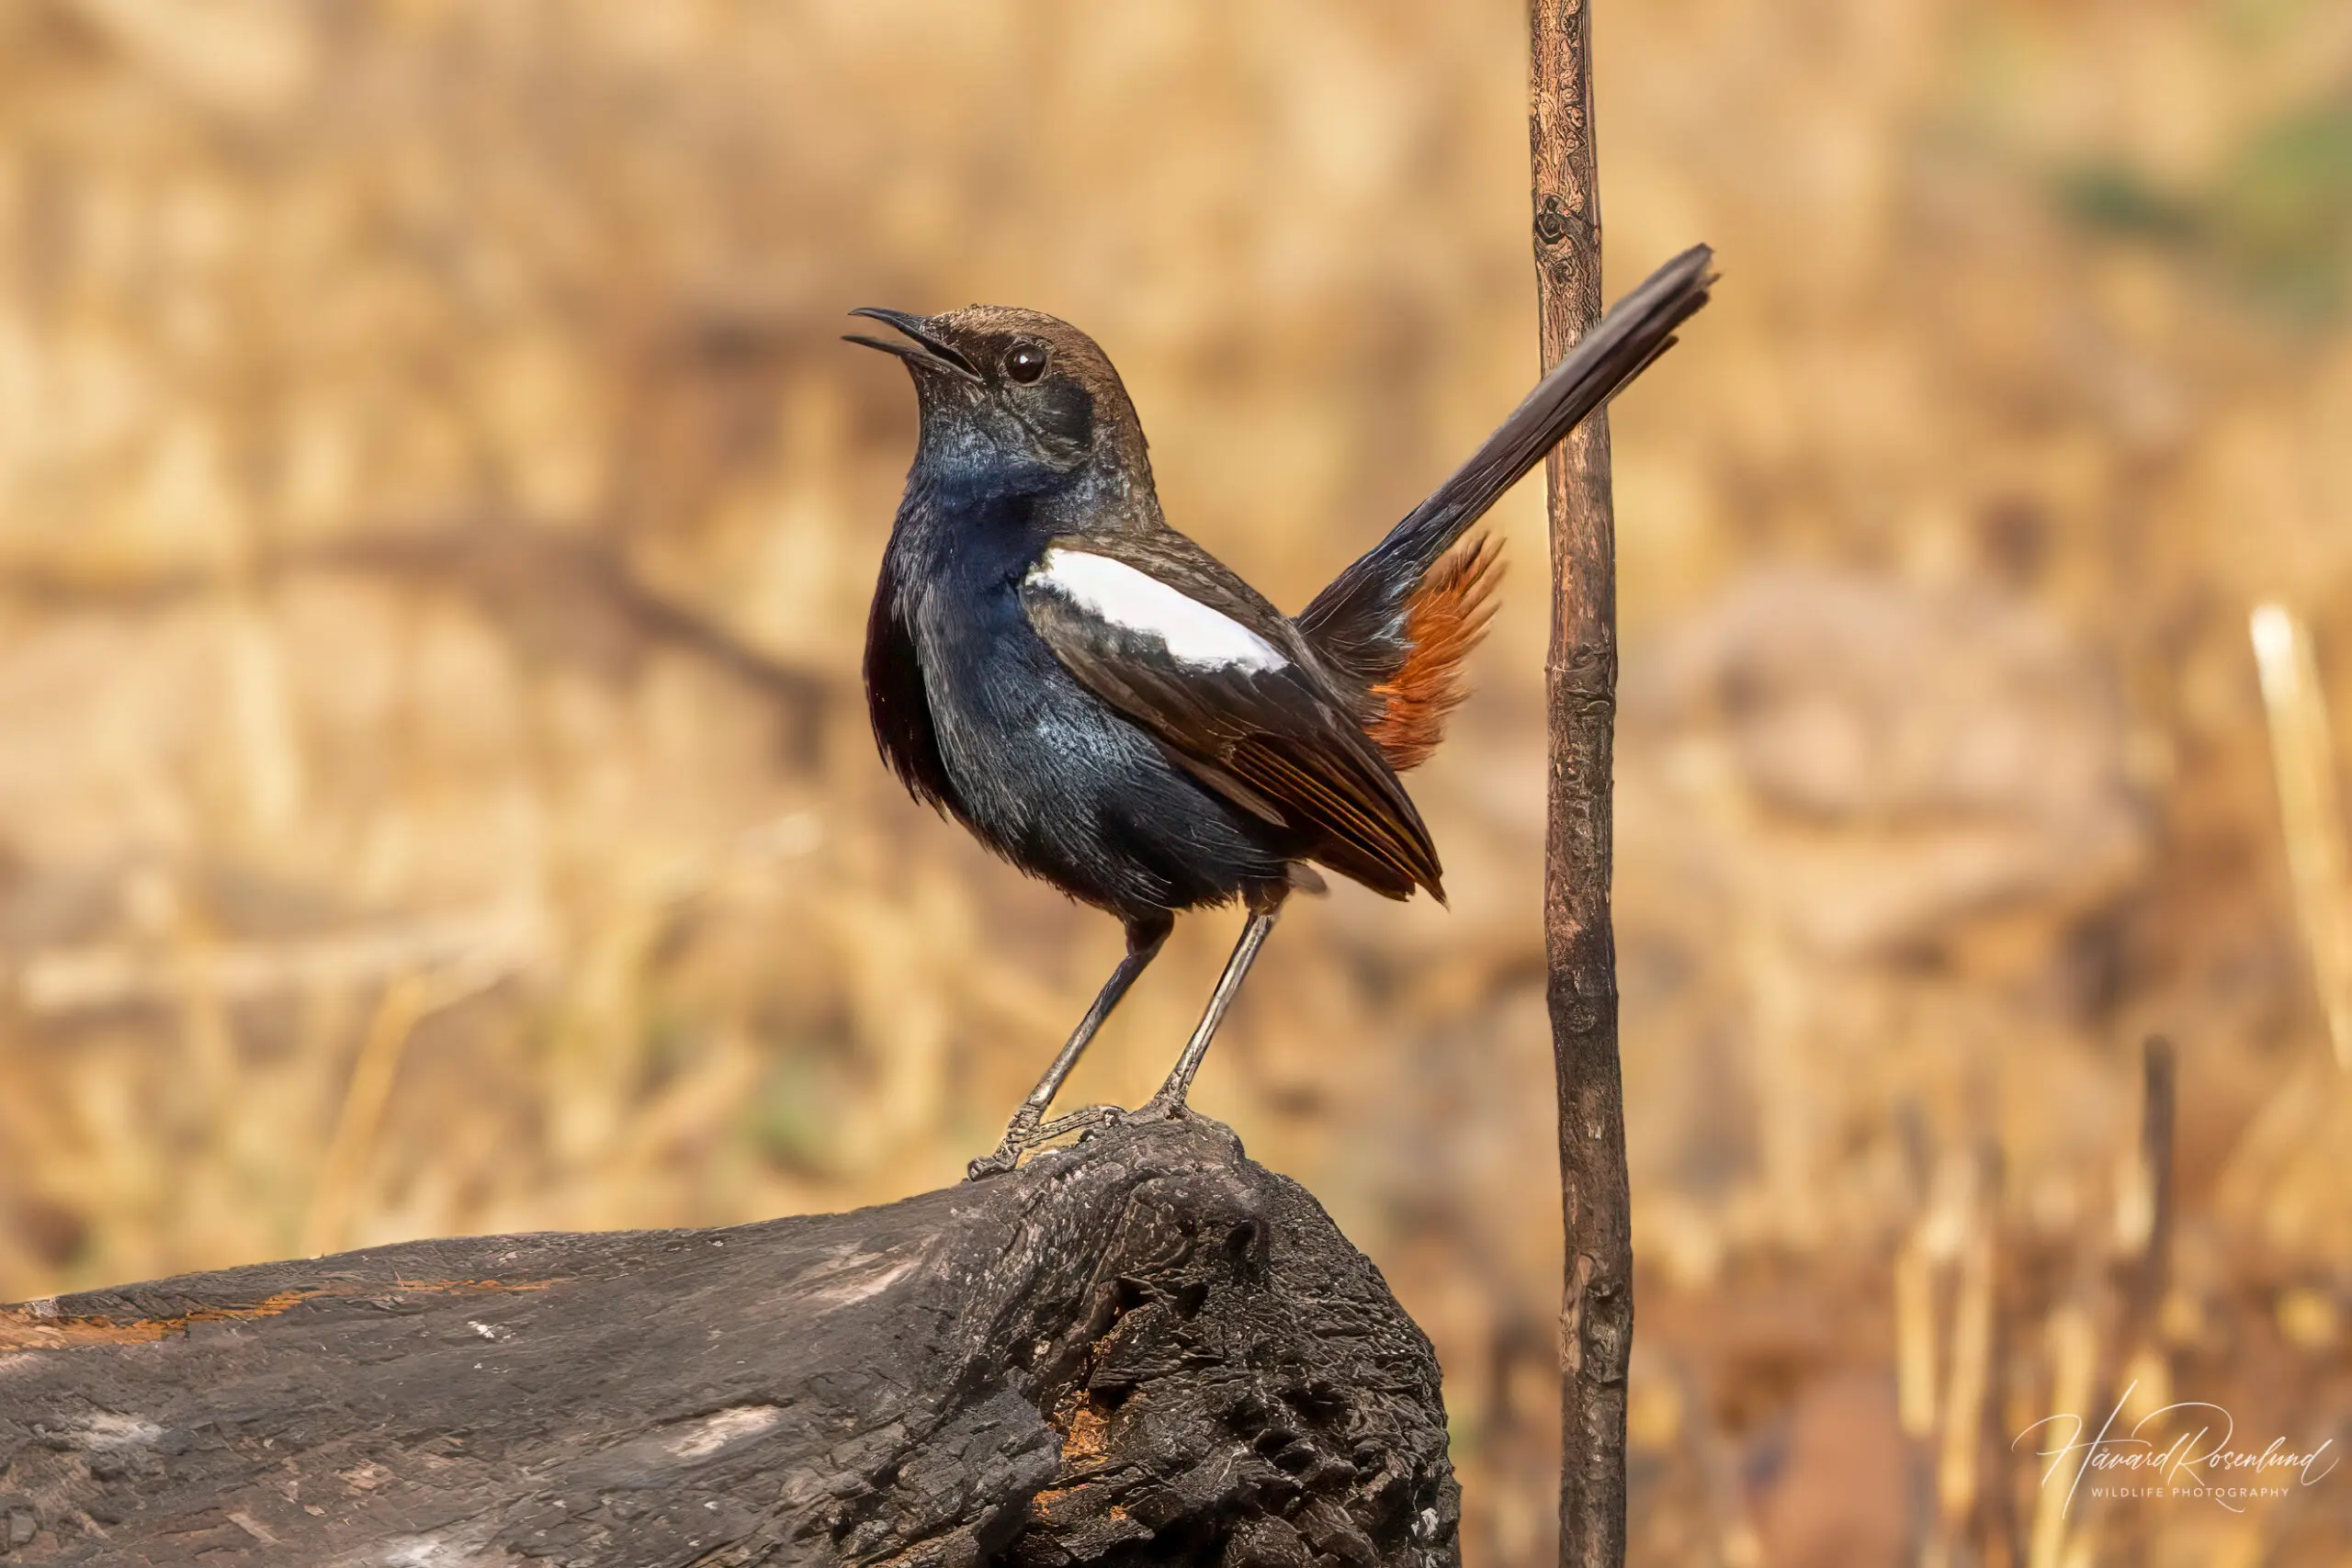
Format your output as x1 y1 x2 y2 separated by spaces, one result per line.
1031 549 1289 672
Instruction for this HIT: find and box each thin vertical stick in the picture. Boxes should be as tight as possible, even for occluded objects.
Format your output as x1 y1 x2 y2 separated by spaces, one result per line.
1895 1242 1941 1443
2027 1301 2098 1568
1895 1235 1944 1567
2251 604 2352 1072
1529 4 1631 1564
2132 1036 2177 1316
1937 1158 1996 1555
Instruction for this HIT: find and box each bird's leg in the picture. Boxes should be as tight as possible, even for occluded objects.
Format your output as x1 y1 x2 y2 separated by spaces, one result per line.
1138 885 1288 1118
967 912 1171 1179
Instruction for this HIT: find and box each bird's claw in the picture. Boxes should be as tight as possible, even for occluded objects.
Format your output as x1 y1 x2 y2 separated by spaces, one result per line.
966 1105 1045 1180
966 1103 1132 1180
965 1146 1023 1181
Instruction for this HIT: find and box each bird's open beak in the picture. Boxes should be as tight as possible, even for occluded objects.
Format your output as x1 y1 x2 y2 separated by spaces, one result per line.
843 309 981 380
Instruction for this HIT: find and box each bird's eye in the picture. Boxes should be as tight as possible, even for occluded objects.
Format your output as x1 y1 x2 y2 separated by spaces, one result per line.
1005 343 1048 384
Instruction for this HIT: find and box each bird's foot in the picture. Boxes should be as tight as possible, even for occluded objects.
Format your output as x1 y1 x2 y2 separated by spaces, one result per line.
966 1105 1045 1179
1033 1103 1129 1143
964 1144 1024 1181
966 1103 1131 1180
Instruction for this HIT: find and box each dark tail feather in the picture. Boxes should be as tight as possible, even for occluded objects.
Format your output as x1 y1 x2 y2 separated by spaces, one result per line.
1298 243 1715 689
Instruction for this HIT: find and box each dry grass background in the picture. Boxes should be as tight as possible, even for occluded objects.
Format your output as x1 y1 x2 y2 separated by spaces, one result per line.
1 1 2349 1564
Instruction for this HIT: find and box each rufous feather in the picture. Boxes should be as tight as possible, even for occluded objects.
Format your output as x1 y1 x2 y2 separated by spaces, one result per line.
1364 535 1503 771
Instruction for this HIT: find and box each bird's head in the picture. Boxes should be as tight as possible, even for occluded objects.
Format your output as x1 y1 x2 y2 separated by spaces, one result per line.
845 305 1150 502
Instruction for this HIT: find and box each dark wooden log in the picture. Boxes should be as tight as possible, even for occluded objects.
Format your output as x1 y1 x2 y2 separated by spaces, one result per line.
1528 4 1634 1567
0 1117 1457 1568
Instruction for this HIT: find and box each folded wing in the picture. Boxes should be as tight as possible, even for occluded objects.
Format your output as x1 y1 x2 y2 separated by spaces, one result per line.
1022 538 1444 901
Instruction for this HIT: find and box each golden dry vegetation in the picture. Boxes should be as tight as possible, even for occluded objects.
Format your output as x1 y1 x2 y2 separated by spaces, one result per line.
1 2 2349 1564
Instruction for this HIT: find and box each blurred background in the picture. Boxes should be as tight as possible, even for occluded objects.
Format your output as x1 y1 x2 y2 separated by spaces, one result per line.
0 1 2347 1563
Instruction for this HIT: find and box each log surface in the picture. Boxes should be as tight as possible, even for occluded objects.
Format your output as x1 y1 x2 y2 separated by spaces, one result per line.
0 1117 1457 1568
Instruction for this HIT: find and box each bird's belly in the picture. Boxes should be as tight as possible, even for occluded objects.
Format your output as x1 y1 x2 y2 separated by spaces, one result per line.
918 598 1287 918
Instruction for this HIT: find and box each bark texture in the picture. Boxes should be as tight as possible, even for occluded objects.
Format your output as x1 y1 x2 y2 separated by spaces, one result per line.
1528 5 1634 1567
0 1117 1457 1568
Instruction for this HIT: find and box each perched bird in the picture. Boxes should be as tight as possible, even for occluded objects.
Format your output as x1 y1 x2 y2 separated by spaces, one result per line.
850 245 1713 1177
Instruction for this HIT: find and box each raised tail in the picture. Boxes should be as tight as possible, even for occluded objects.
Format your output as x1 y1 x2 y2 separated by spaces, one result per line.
1298 243 1715 751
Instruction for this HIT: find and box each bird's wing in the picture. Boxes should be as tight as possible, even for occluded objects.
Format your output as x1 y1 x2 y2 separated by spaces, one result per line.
1021 534 1444 900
